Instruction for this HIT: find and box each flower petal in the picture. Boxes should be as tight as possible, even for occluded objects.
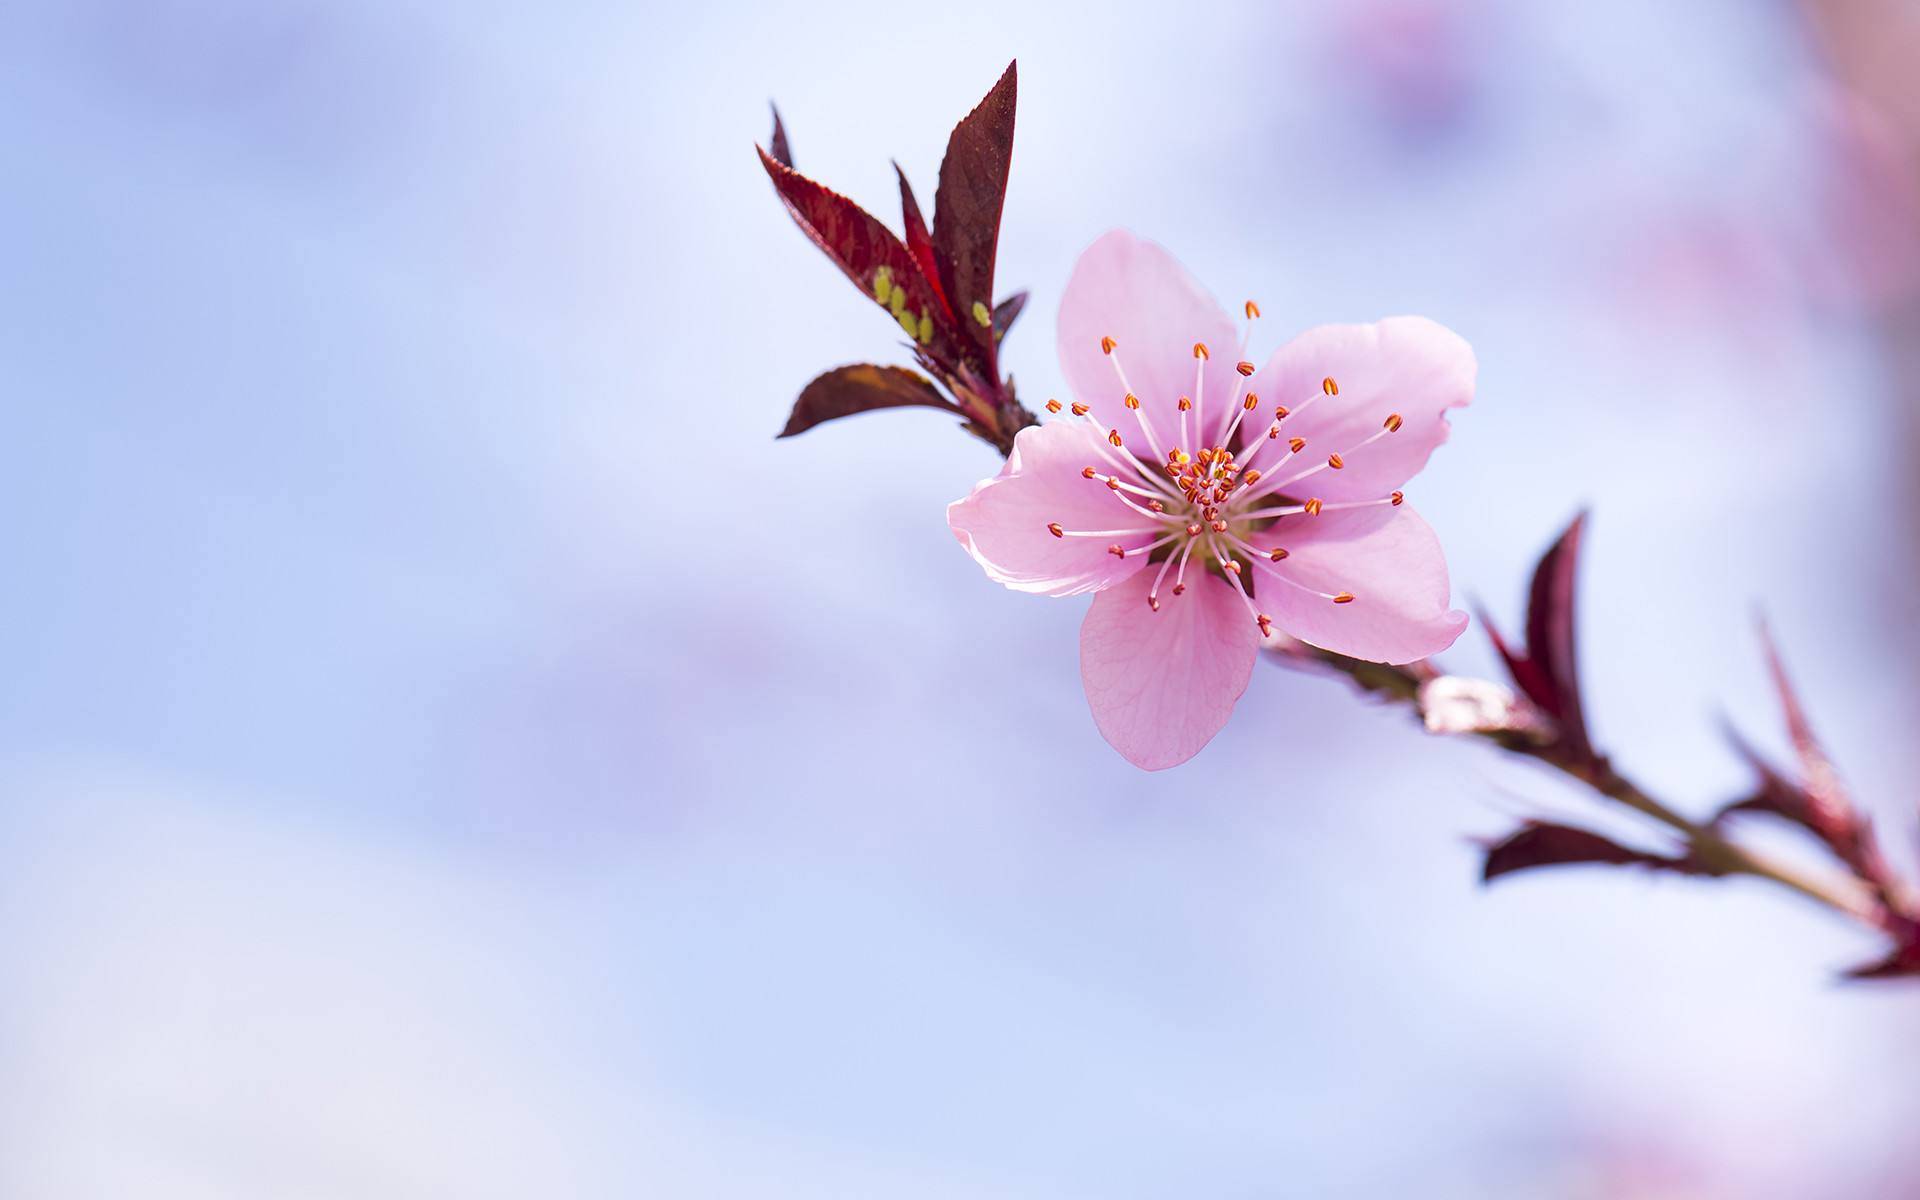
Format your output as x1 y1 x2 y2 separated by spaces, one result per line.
1249 503 1467 664
1241 317 1474 502
948 420 1163 596
1058 230 1245 454
1080 568 1259 770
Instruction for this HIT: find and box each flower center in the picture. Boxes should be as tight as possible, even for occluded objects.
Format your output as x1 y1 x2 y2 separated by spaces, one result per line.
1041 322 1410 634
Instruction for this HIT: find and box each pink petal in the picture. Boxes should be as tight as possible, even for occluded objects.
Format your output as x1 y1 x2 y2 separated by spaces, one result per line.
1080 568 1259 770
1242 317 1473 503
948 420 1162 597
1249 503 1467 664
1058 230 1246 454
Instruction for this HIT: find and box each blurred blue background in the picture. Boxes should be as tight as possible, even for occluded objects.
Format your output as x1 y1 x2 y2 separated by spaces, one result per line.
5 0 1920 1195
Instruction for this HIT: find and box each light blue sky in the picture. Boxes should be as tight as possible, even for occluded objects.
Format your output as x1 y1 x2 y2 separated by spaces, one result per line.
3 1 1917 1195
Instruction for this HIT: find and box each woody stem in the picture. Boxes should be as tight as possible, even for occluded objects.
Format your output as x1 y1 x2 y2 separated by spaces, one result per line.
1284 646 1888 932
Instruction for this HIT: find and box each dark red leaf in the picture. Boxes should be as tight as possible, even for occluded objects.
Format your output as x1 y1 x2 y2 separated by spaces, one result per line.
932 60 1016 365
1757 621 1851 825
778 363 958 439
1481 821 1705 882
894 162 952 319
1713 724 1813 825
1718 631 1902 903
1482 512 1595 764
757 146 967 369
1843 932 1920 979
768 103 793 168
992 290 1028 339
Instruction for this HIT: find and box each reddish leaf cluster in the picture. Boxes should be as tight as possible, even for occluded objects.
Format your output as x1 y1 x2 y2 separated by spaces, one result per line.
757 63 1035 454
1470 515 1920 979
1482 821 1712 882
1479 512 1597 771
1714 628 1920 977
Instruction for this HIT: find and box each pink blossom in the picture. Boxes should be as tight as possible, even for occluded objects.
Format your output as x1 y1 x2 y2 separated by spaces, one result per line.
949 231 1472 769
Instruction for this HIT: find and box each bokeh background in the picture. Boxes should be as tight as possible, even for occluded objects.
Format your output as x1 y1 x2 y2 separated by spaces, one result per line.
5 0 1920 1195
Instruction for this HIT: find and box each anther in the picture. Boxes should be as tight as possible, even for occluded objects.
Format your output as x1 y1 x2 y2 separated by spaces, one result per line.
1243 470 1262 486
1274 404 1290 419
1244 300 1261 319
1081 466 1097 479
1327 453 1344 470
1267 427 1281 439
1047 523 1064 538
1210 520 1228 533
1148 595 1161 612
1390 490 1404 506
1124 393 1141 410
1384 413 1404 432
1172 583 1186 596
1235 361 1255 377
1149 499 1165 512
1288 436 1307 453
1186 523 1203 537
1333 592 1356 604
1100 335 1117 355
1256 614 1272 636
1304 498 1323 516
1322 377 1339 396
1106 478 1120 491
1222 559 1241 574
1071 402 1089 416
1177 396 1192 412
1268 548 1289 562
1107 429 1124 448
1107 544 1124 557
1193 342 1210 360
1045 399 1062 413
1242 394 1258 411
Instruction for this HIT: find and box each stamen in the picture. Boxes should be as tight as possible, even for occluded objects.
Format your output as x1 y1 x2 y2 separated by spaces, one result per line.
1193 350 1208 446
1215 546 1270 633
1241 423 1396 502
1103 346 1169 463
1147 537 1186 609
1237 496 1403 520
1217 386 1259 450
1230 536 1354 606
1171 538 1198 595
